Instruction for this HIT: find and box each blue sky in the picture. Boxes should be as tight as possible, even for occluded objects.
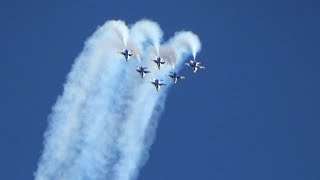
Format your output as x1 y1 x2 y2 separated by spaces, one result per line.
0 0 320 179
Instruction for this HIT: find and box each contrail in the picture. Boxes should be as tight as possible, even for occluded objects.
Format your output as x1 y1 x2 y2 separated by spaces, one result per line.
35 19 201 180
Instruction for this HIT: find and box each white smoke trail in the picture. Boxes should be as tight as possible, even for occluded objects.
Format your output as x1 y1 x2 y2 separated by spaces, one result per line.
171 31 201 59
35 19 201 180
35 20 129 180
129 20 163 56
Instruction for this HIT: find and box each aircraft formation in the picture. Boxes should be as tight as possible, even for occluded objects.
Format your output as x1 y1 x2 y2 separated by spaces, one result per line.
119 48 205 91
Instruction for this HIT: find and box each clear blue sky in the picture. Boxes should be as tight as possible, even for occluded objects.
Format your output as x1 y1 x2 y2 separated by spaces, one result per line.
0 0 320 179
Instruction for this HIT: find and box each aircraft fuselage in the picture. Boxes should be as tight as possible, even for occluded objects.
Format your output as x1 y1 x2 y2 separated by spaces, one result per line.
153 57 166 70
120 49 133 61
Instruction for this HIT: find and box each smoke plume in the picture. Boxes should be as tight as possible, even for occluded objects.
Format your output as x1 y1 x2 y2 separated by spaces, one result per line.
35 19 201 180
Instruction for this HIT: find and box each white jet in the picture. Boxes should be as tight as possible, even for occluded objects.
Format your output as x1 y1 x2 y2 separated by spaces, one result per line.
185 59 205 73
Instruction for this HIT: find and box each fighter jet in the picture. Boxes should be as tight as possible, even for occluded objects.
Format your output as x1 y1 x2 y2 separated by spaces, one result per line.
153 57 166 70
185 59 205 73
168 72 185 84
119 49 134 62
150 79 166 91
136 66 151 79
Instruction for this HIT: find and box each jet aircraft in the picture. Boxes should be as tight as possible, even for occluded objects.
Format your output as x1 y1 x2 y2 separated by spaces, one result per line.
153 57 166 70
185 59 205 73
120 49 134 61
136 66 151 79
168 72 185 84
150 79 166 91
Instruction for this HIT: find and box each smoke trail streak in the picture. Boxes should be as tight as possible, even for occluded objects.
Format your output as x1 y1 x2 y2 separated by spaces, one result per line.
35 20 129 180
35 19 201 180
172 31 201 59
